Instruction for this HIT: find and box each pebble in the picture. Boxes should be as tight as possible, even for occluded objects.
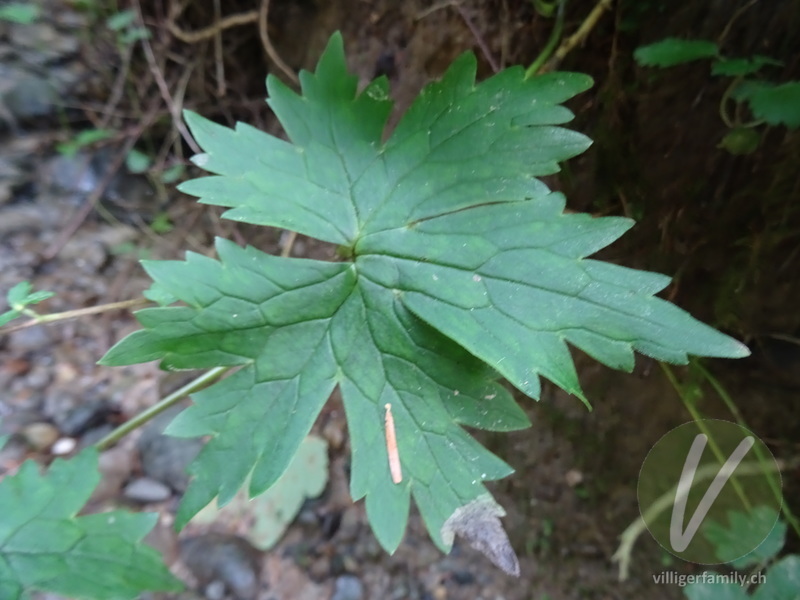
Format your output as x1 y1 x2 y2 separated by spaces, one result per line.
2 73 58 119
180 533 262 600
20 422 59 450
332 575 364 600
137 406 203 492
123 477 172 503
51 437 77 455
89 445 132 503
57 400 113 437
8 327 52 353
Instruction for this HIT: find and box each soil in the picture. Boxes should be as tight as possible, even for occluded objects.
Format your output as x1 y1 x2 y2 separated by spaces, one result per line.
2 1 799 599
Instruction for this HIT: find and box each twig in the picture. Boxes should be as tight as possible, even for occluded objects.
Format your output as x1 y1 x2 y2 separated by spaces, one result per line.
415 1 499 73
168 8 258 44
213 0 226 96
415 0 456 20
95 367 230 451
280 230 298 257
0 298 148 336
717 0 759 48
99 42 134 129
135 0 201 155
258 0 299 84
542 0 613 72
454 3 500 73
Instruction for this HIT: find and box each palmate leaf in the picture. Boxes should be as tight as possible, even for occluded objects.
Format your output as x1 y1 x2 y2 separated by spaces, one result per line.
100 33 749 555
0 450 182 599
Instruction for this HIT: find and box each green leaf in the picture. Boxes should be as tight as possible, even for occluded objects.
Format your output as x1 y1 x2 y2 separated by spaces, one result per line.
7 282 33 306
684 580 749 600
102 32 749 555
150 212 173 234
126 149 152 173
635 38 719 67
0 450 182 599
57 129 114 157
718 127 760 156
745 82 800 129
711 56 782 77
118 26 151 45
0 3 39 24
5 282 53 310
0 309 22 327
752 555 800 600
23 290 55 305
106 9 136 31
703 507 785 568
160 164 185 184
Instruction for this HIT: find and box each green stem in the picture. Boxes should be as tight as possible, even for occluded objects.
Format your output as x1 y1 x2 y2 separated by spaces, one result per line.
660 363 752 511
719 76 743 128
94 366 229 451
692 360 800 538
526 0 566 78
0 299 147 336
612 457 796 582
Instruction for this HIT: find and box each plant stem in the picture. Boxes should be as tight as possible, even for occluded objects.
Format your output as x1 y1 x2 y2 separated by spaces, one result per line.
526 0 566 78
612 457 795 581
692 360 800 538
94 366 229 451
660 362 752 511
0 298 148 336
539 0 612 74
719 77 740 128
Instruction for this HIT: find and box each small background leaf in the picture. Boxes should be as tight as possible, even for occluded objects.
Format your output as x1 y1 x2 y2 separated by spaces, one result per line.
703 506 785 568
684 580 749 600
752 555 800 600
0 450 182 599
126 148 152 173
745 82 800 128
635 38 719 67
6 281 33 306
0 3 39 24
711 56 782 77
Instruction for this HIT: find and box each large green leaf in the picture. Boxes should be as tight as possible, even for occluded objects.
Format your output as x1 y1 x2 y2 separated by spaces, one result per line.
101 32 748 555
0 450 181 599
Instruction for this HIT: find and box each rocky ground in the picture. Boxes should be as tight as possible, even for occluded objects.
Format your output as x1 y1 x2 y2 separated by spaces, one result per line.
2 1 799 599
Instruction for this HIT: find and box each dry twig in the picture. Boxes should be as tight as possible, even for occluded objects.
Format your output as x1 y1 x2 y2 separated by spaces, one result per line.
258 0 299 84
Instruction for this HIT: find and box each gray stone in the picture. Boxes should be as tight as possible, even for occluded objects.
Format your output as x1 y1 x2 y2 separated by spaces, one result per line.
137 406 203 492
2 73 58 119
20 422 59 451
123 477 172 503
332 575 364 600
42 153 98 196
8 326 52 353
180 534 262 600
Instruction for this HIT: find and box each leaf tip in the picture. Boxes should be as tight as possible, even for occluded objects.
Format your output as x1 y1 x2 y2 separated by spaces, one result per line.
441 494 520 576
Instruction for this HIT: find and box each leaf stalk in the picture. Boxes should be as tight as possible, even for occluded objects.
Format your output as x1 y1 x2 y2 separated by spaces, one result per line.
94 366 229 451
